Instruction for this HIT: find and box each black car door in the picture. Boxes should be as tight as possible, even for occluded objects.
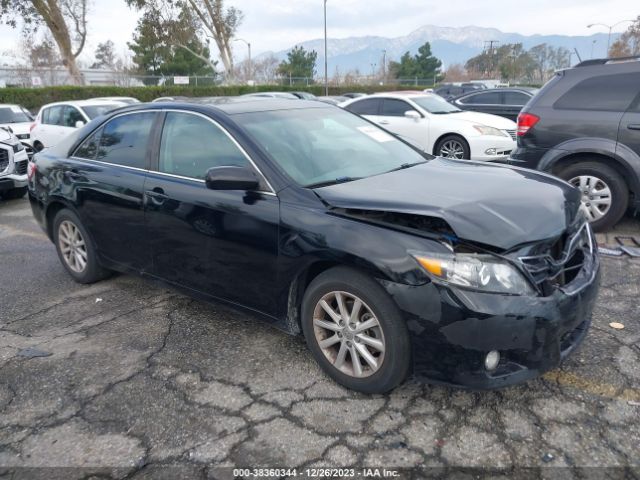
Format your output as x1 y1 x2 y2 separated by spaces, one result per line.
502 91 531 122
144 110 280 316
69 111 158 271
458 91 504 117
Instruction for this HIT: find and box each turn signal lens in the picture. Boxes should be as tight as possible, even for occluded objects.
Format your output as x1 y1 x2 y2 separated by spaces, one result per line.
416 257 443 277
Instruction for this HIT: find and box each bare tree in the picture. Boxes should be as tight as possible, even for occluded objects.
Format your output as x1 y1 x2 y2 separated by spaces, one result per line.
609 16 640 57
443 63 470 82
0 0 89 84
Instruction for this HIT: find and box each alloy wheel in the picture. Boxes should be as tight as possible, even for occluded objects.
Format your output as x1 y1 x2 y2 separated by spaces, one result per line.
569 175 612 222
58 220 88 273
312 291 385 378
439 140 465 159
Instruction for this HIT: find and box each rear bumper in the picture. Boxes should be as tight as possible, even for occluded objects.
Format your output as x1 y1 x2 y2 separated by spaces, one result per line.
382 254 600 389
507 146 549 170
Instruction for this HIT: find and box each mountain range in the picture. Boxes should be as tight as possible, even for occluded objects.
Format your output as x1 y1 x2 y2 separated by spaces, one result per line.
258 25 619 76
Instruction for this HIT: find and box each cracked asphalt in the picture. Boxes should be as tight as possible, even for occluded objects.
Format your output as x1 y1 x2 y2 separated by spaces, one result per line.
0 196 639 478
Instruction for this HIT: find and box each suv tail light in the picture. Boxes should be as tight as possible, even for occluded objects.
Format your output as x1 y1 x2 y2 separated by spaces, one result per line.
517 113 540 136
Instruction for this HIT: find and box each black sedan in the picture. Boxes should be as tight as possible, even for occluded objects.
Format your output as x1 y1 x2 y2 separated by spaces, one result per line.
27 100 599 393
450 87 539 121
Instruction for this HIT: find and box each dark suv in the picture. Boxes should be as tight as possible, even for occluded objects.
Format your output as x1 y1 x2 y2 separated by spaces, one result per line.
510 57 640 231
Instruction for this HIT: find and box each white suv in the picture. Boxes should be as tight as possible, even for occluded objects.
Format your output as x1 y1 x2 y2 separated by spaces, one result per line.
31 100 125 151
341 93 517 161
0 104 34 155
0 127 29 200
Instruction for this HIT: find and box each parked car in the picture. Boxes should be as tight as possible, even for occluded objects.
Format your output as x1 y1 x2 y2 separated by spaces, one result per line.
31 100 125 151
451 87 539 121
434 83 485 101
0 127 29 199
316 95 350 105
290 92 317 100
341 93 516 161
0 104 35 156
509 56 640 231
28 100 599 393
91 96 141 105
241 92 299 100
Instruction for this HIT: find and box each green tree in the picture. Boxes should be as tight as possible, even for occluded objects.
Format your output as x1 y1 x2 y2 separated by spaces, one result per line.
128 8 216 84
92 40 116 69
389 42 442 80
277 46 318 78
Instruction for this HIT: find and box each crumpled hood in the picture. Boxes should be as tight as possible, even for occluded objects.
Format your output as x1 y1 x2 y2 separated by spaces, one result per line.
450 111 516 129
315 158 581 250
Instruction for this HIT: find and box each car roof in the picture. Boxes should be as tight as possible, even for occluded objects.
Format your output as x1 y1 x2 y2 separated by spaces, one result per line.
368 92 437 100
457 87 538 95
39 99 126 109
145 98 330 115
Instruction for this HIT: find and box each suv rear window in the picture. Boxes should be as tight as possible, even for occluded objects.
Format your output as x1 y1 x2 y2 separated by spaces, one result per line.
554 73 640 112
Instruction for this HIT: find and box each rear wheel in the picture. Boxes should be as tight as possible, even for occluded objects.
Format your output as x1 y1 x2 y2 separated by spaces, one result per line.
0 187 27 200
301 267 411 393
557 162 628 232
435 135 470 160
53 209 111 283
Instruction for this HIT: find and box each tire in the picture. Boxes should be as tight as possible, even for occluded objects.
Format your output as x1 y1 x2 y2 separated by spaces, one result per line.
301 267 411 393
435 134 471 160
0 187 28 200
53 208 110 284
557 162 628 232
33 141 44 153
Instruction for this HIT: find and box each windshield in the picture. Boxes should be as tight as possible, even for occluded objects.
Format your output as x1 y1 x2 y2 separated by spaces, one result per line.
81 104 122 119
0 107 32 123
410 96 461 114
234 107 431 188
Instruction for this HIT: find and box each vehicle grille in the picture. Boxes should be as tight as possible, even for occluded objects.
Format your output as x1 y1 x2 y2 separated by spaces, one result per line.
505 129 517 141
0 147 8 173
519 222 593 293
15 160 28 175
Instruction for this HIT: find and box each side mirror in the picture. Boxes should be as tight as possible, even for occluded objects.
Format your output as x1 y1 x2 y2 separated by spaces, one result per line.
205 166 260 191
75 120 85 128
404 110 421 121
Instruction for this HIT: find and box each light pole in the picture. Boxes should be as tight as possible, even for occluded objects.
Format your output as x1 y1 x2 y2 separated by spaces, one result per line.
234 38 252 83
381 49 387 83
587 20 635 54
324 0 328 96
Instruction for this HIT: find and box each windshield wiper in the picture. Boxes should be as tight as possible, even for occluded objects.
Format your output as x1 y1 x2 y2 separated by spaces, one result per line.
306 176 362 189
386 161 427 173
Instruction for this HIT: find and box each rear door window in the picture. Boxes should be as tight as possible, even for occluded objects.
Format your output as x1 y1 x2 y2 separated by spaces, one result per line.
503 92 530 106
43 106 64 126
345 98 382 116
554 73 640 112
463 91 502 104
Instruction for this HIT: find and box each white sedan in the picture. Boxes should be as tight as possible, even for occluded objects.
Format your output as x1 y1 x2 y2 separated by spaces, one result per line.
31 100 126 151
341 93 516 161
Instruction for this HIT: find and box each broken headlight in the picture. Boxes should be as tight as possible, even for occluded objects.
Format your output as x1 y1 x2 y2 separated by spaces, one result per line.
411 252 535 295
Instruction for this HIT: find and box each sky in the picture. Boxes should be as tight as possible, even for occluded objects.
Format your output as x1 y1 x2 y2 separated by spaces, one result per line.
0 0 637 65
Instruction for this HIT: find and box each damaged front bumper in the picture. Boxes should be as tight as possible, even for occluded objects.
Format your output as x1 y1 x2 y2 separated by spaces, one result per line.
382 250 600 389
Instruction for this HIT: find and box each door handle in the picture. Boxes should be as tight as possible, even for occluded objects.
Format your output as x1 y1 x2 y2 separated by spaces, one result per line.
378 120 390 125
627 124 640 130
145 189 169 205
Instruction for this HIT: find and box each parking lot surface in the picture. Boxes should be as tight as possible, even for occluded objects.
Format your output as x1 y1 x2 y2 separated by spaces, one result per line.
1 197 639 478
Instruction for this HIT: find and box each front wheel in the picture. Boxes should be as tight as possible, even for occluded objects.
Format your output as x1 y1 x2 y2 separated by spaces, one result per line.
435 135 470 160
557 162 628 232
53 209 111 284
301 267 411 393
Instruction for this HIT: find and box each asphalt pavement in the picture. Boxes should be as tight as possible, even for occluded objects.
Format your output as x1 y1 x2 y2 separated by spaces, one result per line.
0 196 639 478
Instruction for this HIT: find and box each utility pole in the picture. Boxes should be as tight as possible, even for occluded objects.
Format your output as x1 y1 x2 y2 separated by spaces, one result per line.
484 40 499 77
324 0 328 96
